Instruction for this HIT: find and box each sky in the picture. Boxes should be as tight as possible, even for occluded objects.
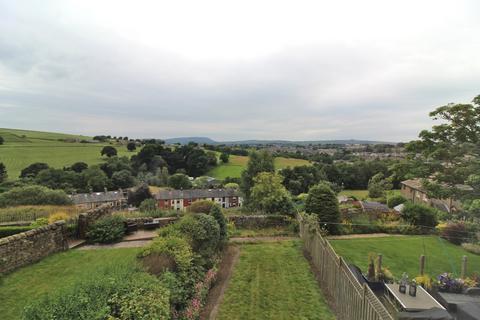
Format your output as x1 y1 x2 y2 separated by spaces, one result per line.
0 0 479 142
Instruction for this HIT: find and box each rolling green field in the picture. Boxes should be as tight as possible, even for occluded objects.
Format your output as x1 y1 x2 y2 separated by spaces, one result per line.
0 128 134 179
330 236 480 279
0 248 140 320
207 155 311 180
217 241 334 320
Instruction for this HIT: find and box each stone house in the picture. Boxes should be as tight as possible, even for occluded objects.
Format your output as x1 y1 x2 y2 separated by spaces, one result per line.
155 188 243 211
69 190 127 210
400 179 466 213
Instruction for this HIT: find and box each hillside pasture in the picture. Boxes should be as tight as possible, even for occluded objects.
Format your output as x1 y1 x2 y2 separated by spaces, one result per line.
0 128 134 179
330 235 480 279
207 155 311 179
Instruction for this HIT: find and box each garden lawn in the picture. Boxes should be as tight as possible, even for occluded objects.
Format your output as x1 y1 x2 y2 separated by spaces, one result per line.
0 128 135 179
207 155 311 180
0 248 140 320
217 241 335 320
330 236 480 279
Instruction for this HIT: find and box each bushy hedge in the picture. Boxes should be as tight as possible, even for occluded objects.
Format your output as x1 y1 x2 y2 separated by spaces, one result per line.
86 216 126 244
441 222 469 245
0 185 72 208
22 265 170 320
0 225 35 238
401 202 438 230
387 195 407 208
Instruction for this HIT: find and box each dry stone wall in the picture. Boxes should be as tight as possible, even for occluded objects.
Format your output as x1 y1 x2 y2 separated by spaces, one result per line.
0 221 68 274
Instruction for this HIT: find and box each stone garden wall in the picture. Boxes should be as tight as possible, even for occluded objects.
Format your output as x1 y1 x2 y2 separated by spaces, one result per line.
77 204 114 238
0 221 68 274
228 215 291 229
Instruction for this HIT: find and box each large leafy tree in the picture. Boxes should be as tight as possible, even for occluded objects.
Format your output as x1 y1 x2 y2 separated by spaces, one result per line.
250 172 293 214
240 150 275 201
407 94 480 201
367 173 392 199
101 146 118 158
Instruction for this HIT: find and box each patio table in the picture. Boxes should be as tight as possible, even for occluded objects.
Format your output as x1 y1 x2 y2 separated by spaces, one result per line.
385 283 445 312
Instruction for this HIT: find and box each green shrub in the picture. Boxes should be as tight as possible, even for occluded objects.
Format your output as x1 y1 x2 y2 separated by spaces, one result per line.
401 202 438 230
138 198 158 212
0 185 72 207
86 216 126 243
22 265 170 320
387 195 407 208
162 214 220 268
210 204 227 244
0 225 35 238
441 222 468 245
30 217 49 228
187 200 215 214
139 235 193 274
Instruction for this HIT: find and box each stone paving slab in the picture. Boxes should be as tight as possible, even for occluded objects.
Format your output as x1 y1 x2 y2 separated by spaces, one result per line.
78 240 152 250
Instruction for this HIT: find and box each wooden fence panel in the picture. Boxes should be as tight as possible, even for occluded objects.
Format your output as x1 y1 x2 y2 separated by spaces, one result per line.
298 214 393 320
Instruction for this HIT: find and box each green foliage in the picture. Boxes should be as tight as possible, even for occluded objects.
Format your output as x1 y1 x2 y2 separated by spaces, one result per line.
101 146 118 157
0 162 7 183
30 217 49 227
140 235 193 274
0 185 72 207
22 265 170 320
240 150 275 201
171 214 220 268
20 162 49 178
368 172 392 198
86 216 126 244
220 152 229 163
127 184 152 207
406 95 480 201
187 200 215 213
387 195 407 208
441 222 469 245
168 173 192 189
280 165 326 195
0 135 3 145
210 204 227 243
250 172 293 214
82 166 109 192
69 161 88 173
138 198 158 212
224 182 239 190
126 141 136 151
401 202 438 229
305 183 340 234
111 169 135 189
0 225 35 238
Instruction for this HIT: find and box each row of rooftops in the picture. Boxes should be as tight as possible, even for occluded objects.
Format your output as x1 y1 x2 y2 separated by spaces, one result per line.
70 188 241 205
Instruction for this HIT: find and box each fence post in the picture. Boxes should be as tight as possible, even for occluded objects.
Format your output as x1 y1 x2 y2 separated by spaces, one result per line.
377 253 383 279
461 255 468 279
419 255 425 276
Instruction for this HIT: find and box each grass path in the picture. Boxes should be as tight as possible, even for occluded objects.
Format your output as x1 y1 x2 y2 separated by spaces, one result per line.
216 241 335 320
0 248 140 320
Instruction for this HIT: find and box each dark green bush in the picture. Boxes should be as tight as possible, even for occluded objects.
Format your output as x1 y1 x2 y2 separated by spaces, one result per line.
387 195 407 208
210 204 227 244
305 183 340 234
0 225 35 238
161 214 220 268
86 216 126 243
401 202 438 230
187 200 215 213
441 222 469 245
139 235 193 274
22 265 170 320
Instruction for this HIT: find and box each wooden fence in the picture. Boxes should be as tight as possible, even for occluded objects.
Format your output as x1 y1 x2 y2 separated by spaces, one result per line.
298 214 394 320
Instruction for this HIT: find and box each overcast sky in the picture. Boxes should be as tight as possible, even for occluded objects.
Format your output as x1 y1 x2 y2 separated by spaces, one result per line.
0 0 479 142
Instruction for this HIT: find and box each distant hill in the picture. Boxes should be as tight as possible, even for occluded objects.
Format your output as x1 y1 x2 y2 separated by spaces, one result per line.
164 137 394 145
164 137 218 145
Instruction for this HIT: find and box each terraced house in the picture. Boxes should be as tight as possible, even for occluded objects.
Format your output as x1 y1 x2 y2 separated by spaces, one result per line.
155 188 243 211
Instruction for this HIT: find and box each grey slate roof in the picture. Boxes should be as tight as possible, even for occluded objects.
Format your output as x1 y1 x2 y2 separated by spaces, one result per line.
70 190 126 205
155 188 240 200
